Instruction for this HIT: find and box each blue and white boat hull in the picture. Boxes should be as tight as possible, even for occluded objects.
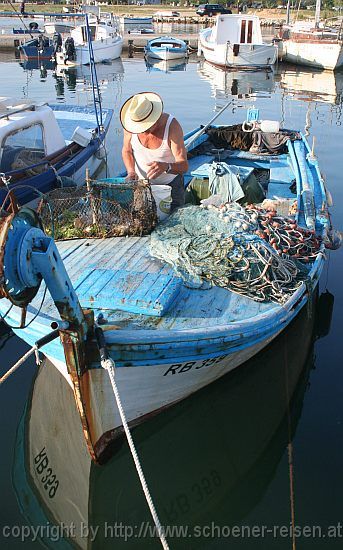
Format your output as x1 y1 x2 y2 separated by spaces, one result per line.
145 36 188 60
0 121 331 462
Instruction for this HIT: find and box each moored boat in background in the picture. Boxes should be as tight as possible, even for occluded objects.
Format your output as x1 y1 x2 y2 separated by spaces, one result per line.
198 14 277 68
18 34 54 59
55 19 123 66
274 0 343 70
145 36 188 61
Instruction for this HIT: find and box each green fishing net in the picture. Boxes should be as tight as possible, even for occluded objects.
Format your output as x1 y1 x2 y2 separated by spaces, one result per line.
150 204 313 304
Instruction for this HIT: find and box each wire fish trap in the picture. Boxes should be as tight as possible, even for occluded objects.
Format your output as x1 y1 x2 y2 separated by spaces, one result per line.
39 179 158 240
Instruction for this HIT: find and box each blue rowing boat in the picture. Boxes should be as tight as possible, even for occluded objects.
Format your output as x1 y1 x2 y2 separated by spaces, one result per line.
0 111 336 463
145 36 188 61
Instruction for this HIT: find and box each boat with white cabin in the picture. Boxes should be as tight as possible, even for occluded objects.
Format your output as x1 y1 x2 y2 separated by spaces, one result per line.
145 36 188 61
198 14 277 68
0 98 113 205
44 20 76 35
56 19 123 66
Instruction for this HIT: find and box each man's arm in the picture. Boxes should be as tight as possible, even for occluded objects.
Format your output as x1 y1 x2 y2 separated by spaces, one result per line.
146 118 188 180
122 129 137 179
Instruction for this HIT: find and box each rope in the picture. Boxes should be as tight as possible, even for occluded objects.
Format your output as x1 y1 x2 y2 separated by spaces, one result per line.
101 357 169 550
283 336 297 550
0 345 39 385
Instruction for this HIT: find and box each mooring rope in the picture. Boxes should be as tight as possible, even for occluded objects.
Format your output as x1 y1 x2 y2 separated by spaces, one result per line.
283 336 297 550
0 345 40 385
101 356 169 550
0 329 61 385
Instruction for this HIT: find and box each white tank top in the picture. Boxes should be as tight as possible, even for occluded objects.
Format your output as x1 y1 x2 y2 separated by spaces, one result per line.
131 115 176 185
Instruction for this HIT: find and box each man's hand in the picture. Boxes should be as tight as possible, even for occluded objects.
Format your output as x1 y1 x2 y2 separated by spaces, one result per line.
146 161 169 180
125 172 138 182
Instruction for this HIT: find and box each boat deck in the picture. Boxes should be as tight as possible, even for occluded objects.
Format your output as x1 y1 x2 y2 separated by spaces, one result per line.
33 235 277 331
27 138 310 332
8 129 326 335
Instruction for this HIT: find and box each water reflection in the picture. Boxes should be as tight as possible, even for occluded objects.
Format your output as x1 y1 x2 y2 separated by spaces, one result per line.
19 57 55 72
278 65 343 106
145 57 188 74
13 295 330 549
198 60 275 101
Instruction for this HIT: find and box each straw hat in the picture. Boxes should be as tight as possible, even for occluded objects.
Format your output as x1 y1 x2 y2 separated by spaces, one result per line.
120 92 163 134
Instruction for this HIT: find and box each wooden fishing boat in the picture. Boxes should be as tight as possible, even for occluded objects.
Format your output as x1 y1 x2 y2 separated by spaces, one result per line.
0 111 335 464
274 0 343 70
198 14 277 68
145 36 188 61
276 21 343 70
0 99 113 205
13 303 316 545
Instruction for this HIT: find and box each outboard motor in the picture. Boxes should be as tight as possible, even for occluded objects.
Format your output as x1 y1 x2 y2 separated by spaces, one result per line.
53 31 62 54
64 36 76 62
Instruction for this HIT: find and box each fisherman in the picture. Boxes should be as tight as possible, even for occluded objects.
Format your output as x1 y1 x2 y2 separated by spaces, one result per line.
20 1 25 15
120 92 188 211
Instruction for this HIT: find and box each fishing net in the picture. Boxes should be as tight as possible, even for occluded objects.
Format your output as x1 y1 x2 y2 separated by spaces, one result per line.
150 203 322 304
39 179 157 240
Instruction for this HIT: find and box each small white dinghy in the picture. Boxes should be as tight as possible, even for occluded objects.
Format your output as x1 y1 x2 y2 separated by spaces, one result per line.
145 36 188 61
198 14 277 68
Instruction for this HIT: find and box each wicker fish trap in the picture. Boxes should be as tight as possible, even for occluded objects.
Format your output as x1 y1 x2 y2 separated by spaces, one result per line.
39 179 158 240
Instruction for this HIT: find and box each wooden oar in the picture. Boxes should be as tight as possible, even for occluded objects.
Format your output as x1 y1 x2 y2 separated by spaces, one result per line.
184 99 234 151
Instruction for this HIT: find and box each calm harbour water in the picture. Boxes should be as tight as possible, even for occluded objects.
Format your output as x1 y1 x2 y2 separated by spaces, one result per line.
0 47 343 549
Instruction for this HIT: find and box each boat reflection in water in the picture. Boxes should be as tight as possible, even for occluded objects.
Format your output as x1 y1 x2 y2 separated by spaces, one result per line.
19 57 56 73
13 292 333 549
54 58 124 89
278 64 343 106
145 56 188 73
52 59 125 105
197 60 275 101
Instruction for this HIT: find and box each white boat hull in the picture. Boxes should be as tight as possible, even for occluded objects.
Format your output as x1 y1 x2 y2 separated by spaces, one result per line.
76 37 123 65
199 31 277 68
280 39 343 70
48 335 276 456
